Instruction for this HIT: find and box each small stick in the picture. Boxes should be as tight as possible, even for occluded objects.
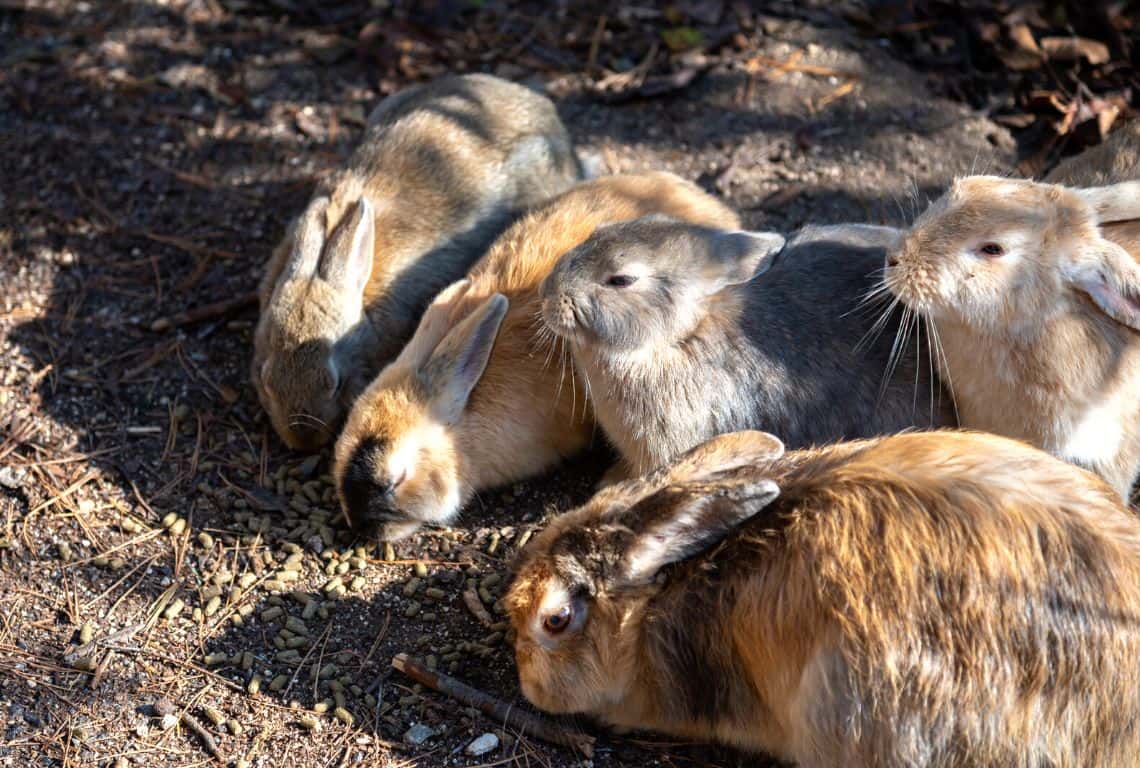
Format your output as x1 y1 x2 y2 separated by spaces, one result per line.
150 292 258 332
391 653 595 758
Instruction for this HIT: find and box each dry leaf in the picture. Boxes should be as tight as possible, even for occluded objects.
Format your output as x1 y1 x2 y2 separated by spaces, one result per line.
1040 36 1110 65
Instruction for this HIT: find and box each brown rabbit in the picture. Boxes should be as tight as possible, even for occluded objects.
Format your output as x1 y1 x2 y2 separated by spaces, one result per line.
332 172 740 541
252 74 582 450
884 172 1140 498
507 429 1140 767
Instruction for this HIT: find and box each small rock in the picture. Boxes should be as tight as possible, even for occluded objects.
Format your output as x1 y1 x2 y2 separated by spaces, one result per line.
0 466 26 489
403 723 436 746
160 713 178 731
466 732 499 757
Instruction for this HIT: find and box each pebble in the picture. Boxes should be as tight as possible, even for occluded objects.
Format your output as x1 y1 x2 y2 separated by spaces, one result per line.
160 713 178 730
466 732 500 757
403 723 436 745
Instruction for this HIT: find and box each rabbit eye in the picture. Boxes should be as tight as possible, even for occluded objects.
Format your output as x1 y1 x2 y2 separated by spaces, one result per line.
977 242 1004 257
542 605 573 635
606 274 638 288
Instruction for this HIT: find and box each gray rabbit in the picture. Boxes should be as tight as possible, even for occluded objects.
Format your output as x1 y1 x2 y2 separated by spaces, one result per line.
539 216 956 474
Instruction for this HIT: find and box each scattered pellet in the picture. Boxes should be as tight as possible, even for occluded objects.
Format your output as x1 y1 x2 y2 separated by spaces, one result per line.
163 599 185 620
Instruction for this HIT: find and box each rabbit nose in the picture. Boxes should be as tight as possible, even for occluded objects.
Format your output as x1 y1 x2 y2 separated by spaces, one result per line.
339 439 401 535
341 473 400 536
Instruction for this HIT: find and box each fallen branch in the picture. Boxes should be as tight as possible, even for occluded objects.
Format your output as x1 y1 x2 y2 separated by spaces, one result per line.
150 292 258 332
391 653 595 758
155 697 223 763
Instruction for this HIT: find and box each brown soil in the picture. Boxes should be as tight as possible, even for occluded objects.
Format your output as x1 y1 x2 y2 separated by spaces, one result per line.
1 1 1099 767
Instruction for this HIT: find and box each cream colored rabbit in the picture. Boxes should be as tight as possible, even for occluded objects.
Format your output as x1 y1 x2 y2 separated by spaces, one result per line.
885 171 1140 497
252 74 581 450
332 173 740 540
508 429 1140 767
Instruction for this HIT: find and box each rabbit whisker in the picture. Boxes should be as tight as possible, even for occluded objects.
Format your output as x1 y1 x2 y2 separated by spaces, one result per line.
288 413 330 431
855 294 900 354
927 316 960 426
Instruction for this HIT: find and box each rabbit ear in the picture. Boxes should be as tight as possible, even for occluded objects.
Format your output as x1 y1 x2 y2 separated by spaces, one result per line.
649 430 786 487
1067 238 1140 330
281 196 329 280
422 293 509 423
1076 181 1140 225
619 479 780 585
394 279 472 370
706 230 786 290
319 198 375 293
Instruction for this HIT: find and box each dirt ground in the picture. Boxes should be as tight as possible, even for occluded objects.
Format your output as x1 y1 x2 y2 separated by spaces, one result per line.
0 1 1114 766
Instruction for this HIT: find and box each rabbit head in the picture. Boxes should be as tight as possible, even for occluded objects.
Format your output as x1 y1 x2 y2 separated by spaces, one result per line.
333 282 507 541
253 196 379 451
539 216 785 352
506 430 785 716
885 175 1140 336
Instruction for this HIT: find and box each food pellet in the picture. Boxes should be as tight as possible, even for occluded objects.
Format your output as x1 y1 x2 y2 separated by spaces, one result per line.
163 599 185 620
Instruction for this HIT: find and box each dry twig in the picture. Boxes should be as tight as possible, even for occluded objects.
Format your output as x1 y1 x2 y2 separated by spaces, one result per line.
391 653 595 758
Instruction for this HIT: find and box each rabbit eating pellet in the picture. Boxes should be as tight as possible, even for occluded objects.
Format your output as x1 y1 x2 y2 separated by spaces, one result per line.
253 74 582 450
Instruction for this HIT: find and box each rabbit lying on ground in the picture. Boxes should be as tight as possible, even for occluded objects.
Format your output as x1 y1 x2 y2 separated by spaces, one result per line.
508 429 1140 767
539 217 955 475
332 173 740 541
253 74 582 450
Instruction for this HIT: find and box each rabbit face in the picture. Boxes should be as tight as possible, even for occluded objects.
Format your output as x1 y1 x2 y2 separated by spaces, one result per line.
254 196 378 450
254 278 366 451
885 176 1140 336
509 559 641 716
333 374 464 541
333 292 508 540
540 217 784 353
507 430 785 719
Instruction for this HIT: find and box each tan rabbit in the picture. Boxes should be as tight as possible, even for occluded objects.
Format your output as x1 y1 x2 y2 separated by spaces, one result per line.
1046 121 1140 261
884 172 1140 498
507 429 1140 767
252 74 582 450
332 172 740 540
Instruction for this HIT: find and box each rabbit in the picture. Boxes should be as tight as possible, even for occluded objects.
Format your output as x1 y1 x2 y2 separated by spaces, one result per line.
506 428 1140 767
331 172 741 541
1046 121 1140 268
539 217 956 476
252 74 583 451
883 172 1140 498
